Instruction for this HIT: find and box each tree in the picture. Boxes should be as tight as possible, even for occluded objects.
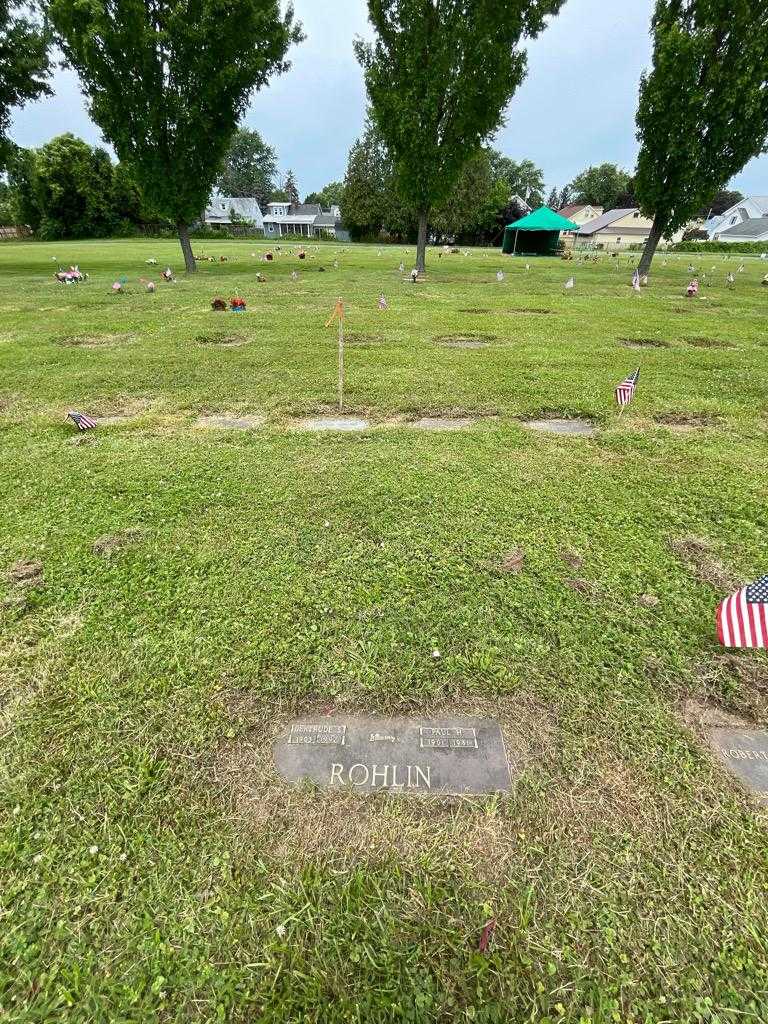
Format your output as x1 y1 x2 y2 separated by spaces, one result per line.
48 0 302 271
341 122 392 240
0 0 52 167
4 145 41 230
283 169 300 207
432 147 508 241
697 189 744 220
304 181 345 207
569 163 632 211
558 184 571 209
216 128 277 205
546 187 559 209
34 134 116 239
635 1 768 276
355 0 565 274
489 154 545 207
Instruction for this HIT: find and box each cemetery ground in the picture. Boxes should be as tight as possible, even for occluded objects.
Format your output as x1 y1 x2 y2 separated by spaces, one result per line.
1 237 767 1023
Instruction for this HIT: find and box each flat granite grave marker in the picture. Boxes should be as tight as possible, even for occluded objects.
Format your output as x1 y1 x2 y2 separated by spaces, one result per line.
274 716 511 795
710 728 768 804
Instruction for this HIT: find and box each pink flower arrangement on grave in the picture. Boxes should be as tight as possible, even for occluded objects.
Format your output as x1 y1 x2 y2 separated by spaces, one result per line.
686 279 699 297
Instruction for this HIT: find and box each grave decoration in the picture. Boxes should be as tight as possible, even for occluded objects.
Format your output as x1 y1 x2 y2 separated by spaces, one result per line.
229 296 246 312
67 411 97 431
211 297 227 311
716 575 768 649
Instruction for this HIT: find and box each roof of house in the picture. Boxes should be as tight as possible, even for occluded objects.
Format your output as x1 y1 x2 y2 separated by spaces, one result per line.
717 216 768 238
264 203 324 220
314 212 339 227
558 203 589 218
505 206 581 232
204 195 263 224
577 209 638 234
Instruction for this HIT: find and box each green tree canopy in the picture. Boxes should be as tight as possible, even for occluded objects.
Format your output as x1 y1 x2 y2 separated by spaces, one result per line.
0 0 52 167
568 163 632 211
304 181 344 207
283 169 300 207
489 154 545 208
355 0 565 273
700 189 744 219
34 133 116 239
48 0 302 269
635 1 768 274
216 128 277 204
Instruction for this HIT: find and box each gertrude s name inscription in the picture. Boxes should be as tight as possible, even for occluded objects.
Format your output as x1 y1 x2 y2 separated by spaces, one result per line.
274 717 511 796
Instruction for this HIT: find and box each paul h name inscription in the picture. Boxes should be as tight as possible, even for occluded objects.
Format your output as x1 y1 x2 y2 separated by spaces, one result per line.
274 717 511 796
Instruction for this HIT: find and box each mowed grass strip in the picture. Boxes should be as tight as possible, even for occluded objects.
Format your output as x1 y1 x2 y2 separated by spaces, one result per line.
1 240 767 1023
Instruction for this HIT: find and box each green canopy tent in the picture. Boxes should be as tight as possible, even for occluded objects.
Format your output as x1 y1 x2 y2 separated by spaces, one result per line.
502 207 580 256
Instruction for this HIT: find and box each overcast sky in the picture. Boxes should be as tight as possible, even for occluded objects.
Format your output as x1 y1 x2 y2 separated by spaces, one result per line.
9 0 768 198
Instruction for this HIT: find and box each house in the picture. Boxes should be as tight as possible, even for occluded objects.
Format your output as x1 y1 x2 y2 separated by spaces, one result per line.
203 193 264 230
712 217 768 244
707 197 768 240
262 202 345 239
558 203 603 227
576 208 683 250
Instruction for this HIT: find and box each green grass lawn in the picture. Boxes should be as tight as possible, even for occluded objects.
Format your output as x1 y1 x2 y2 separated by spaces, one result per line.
1 238 767 1023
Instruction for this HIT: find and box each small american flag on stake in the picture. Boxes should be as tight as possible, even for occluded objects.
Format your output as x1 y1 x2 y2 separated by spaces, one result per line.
717 576 768 649
615 367 640 408
67 410 97 430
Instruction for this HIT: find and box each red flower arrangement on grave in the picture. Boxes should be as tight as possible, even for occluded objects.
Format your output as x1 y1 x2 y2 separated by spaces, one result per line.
229 296 246 312
211 297 227 311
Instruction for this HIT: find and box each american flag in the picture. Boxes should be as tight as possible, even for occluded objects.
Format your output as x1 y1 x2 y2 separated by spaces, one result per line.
615 368 640 406
632 269 641 292
717 576 768 649
67 410 97 430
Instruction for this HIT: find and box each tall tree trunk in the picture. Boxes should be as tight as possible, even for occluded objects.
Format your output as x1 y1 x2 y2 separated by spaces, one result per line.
637 216 665 277
177 221 196 273
416 209 428 275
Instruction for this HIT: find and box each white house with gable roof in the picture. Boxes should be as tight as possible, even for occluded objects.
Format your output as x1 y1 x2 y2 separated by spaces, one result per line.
706 196 768 239
203 193 264 230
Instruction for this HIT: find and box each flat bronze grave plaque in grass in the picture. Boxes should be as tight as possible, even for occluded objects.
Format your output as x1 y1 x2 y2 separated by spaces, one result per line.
710 728 768 804
274 717 511 796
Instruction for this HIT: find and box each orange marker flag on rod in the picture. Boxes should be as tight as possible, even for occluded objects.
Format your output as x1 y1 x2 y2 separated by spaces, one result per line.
325 297 344 328
326 297 345 411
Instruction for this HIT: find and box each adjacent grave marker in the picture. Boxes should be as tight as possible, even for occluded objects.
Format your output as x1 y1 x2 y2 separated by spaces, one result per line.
710 728 768 804
274 716 512 795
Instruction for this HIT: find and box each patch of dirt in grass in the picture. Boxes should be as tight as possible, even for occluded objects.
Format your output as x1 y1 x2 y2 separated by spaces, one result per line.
55 332 135 348
560 549 584 570
6 560 43 588
685 337 735 349
506 307 554 316
620 337 670 349
689 655 768 723
342 332 386 346
434 334 496 349
564 578 602 601
92 527 144 557
212 692 558 878
94 398 152 425
670 536 741 591
654 412 721 431
523 417 597 437
457 307 491 314
638 593 660 609
498 549 525 574
195 332 249 347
